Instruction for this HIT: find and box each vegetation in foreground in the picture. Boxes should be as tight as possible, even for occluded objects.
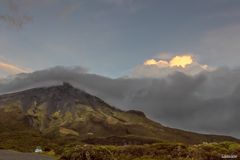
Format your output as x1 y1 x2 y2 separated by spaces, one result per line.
59 142 240 160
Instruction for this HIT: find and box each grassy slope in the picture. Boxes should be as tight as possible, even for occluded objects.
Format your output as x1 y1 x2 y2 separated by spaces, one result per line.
0 104 238 153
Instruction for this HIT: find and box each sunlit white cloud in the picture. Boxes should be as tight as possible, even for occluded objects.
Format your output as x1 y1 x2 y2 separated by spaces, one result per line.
128 54 215 78
144 55 193 68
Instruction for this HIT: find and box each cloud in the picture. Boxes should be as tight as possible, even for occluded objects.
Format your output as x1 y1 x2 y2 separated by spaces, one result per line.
0 66 240 138
144 59 170 67
129 54 214 78
60 2 81 18
144 55 193 68
0 0 75 28
0 15 32 28
102 0 142 13
0 60 32 75
103 0 134 6
0 0 33 28
169 55 193 68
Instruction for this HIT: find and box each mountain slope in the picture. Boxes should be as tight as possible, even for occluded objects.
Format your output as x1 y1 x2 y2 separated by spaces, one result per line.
0 82 238 148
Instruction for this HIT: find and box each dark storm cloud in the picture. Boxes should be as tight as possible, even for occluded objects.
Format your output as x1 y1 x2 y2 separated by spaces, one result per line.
0 66 240 138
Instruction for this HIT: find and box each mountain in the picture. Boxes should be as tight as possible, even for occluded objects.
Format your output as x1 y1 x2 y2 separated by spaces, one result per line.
0 82 238 151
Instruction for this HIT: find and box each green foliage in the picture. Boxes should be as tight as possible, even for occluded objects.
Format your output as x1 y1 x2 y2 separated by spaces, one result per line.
59 142 240 160
61 145 114 160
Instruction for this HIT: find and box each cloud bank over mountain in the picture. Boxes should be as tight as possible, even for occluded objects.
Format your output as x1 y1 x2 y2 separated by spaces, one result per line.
0 64 240 138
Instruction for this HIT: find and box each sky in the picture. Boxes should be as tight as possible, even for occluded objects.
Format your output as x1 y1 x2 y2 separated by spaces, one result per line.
0 0 240 77
1 0 240 138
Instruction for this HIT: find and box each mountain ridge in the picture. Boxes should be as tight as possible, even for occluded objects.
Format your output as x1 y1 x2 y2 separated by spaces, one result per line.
0 82 238 150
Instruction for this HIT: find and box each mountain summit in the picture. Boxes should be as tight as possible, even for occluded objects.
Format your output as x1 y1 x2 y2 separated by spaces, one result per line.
0 83 238 146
